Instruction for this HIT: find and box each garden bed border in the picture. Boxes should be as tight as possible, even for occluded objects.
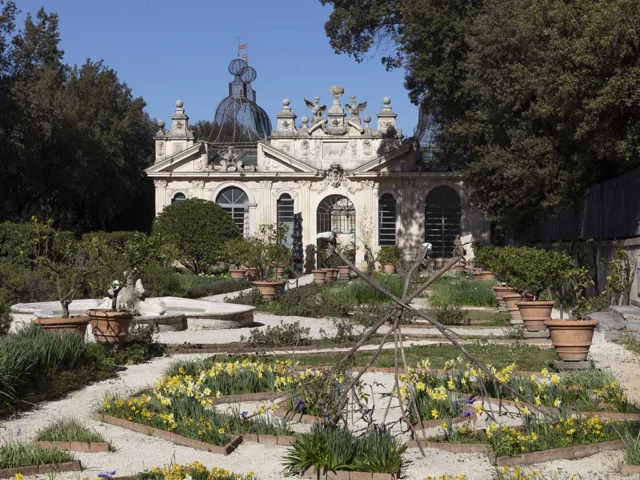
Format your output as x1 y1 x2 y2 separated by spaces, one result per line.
34 440 110 453
301 466 400 479
0 461 82 479
494 439 625 466
622 464 640 476
92 412 242 455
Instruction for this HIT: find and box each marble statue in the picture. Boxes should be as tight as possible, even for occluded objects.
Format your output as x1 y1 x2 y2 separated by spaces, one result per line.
98 271 166 315
345 96 367 125
304 96 327 121
219 146 244 172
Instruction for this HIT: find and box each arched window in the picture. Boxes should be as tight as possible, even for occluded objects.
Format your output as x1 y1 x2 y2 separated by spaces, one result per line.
171 192 187 204
378 193 397 246
277 194 295 247
216 186 249 235
425 186 461 258
317 195 356 235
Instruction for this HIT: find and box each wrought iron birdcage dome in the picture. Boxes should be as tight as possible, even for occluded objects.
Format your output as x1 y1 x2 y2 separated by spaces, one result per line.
206 59 272 144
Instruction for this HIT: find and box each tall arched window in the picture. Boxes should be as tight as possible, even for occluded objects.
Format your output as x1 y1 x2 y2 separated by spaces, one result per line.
171 192 187 204
277 193 295 247
317 195 356 234
378 193 397 246
425 186 461 258
216 186 249 235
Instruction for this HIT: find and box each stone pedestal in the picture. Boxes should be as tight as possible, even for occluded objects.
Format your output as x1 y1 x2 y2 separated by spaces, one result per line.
509 319 523 326
498 307 508 313
553 360 593 371
522 329 550 339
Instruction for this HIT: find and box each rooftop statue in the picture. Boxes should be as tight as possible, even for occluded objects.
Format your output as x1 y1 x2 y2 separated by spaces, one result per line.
345 96 367 125
304 96 327 121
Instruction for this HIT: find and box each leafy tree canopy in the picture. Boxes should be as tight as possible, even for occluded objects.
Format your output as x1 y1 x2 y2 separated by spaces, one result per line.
0 1 155 233
321 0 640 235
152 199 241 274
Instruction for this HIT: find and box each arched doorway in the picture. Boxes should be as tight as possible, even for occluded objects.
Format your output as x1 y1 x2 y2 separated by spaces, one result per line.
216 186 249 236
316 195 356 267
425 186 461 258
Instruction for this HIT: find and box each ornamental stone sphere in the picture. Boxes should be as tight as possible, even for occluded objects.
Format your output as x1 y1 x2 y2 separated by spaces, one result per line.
282 98 290 106
363 115 372 124
382 97 391 105
176 100 184 108
157 120 165 128
301 116 309 124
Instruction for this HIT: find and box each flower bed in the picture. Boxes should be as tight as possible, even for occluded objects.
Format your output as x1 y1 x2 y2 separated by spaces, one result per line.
429 414 638 465
0 442 80 479
137 461 257 480
406 358 636 415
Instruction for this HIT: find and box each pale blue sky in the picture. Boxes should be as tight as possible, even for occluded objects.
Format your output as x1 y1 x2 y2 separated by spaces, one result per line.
21 0 417 134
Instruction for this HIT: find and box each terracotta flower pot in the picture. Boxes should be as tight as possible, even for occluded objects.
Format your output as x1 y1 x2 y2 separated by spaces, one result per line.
251 280 285 301
503 293 524 324
323 268 336 281
87 309 132 347
337 265 351 280
383 264 395 274
312 269 327 285
517 300 554 332
33 316 90 339
473 270 496 281
229 268 248 280
492 285 516 309
245 268 259 279
544 319 599 361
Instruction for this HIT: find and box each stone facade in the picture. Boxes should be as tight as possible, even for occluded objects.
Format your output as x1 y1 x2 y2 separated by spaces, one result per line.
146 88 490 267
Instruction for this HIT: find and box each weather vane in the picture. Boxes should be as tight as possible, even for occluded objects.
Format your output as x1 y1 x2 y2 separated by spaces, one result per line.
236 36 249 63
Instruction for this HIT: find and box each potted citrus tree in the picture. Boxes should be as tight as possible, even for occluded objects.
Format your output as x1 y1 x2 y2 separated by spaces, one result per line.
85 232 159 346
545 266 600 362
376 246 401 274
221 237 249 280
504 247 574 333
245 224 287 300
30 219 102 337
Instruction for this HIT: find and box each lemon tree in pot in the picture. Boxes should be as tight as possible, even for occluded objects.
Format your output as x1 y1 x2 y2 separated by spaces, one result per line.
492 247 574 332
376 246 401 274
86 232 161 346
221 237 249 280
29 219 102 337
245 223 288 300
545 267 601 362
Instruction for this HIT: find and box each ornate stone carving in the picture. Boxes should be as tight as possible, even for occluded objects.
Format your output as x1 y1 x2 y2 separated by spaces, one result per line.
194 159 204 170
258 180 273 190
312 141 321 162
300 139 310 158
280 142 291 155
175 120 184 129
173 143 184 155
326 163 347 188
156 141 164 157
323 141 349 160
219 146 244 172
363 139 372 156
299 180 312 190
304 96 327 121
154 180 168 188
190 180 205 190
403 179 415 188
362 180 375 190
350 139 358 159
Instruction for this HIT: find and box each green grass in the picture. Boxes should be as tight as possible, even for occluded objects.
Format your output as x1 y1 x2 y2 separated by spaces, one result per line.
36 419 108 444
623 431 640 466
287 343 557 371
427 277 497 307
621 334 640 356
0 442 75 469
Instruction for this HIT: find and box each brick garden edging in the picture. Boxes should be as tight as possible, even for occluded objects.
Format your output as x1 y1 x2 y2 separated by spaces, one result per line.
0 461 82 479
301 466 399 479
240 433 295 445
272 405 324 425
622 464 640 476
34 440 110 453
494 439 625 467
92 412 241 455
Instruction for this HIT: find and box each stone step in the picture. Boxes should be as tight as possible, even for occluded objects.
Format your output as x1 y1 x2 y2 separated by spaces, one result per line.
609 305 640 322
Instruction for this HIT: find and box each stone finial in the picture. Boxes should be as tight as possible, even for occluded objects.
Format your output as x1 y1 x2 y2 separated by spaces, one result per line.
377 97 397 134
157 120 165 129
382 97 391 105
301 116 309 128
364 115 372 125
176 100 184 108
277 97 296 132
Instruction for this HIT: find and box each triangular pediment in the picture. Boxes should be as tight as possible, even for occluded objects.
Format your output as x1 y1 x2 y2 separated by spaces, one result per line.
145 143 204 175
351 141 415 173
258 142 318 173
